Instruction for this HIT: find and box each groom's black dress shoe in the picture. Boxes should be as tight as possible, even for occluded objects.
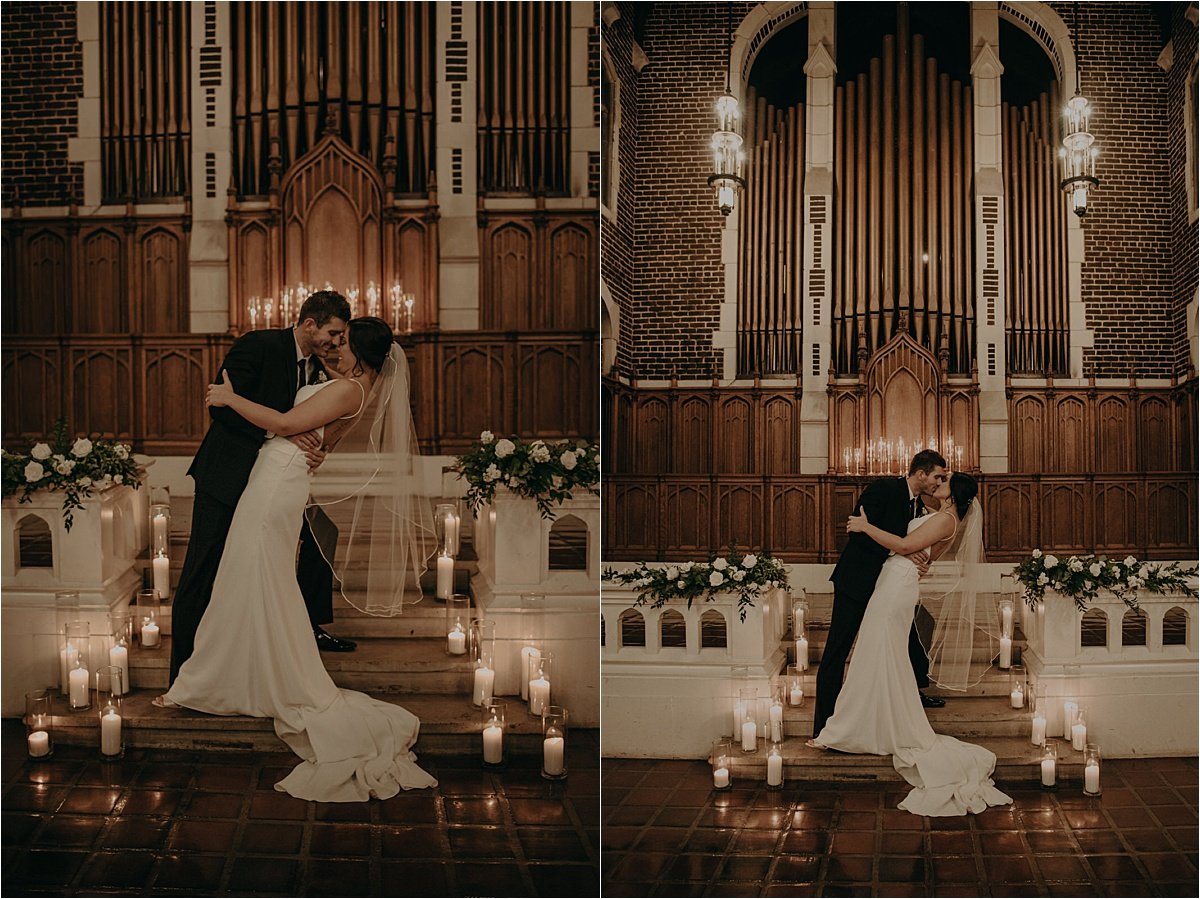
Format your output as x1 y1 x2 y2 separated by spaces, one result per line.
314 627 356 652
920 692 946 709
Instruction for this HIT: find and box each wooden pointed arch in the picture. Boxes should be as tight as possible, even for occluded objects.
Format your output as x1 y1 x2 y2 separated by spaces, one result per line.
863 327 942 449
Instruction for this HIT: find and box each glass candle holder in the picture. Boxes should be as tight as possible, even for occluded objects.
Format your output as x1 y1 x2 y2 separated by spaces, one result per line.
768 692 784 743
1083 744 1102 796
55 592 81 697
541 706 568 780
785 665 805 707
434 502 461 556
1040 740 1058 790
711 738 733 790
107 613 132 696
25 690 53 759
739 687 758 753
151 549 171 600
65 621 91 710
481 701 506 770
445 594 470 655
1030 691 1048 746
1009 664 1026 709
791 594 809 637
436 550 455 600
95 666 124 759
729 665 750 735
765 738 785 789
528 650 553 717
519 593 546 701
998 598 1014 638
470 618 496 707
136 590 162 648
150 502 171 556
1071 706 1088 752
795 626 810 672
1061 695 1079 741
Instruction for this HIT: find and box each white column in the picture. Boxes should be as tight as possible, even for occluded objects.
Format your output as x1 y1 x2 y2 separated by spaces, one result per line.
970 5 1008 472
569 2 598 199
436 1 480 330
188 1 233 333
799 3 837 474
68 2 101 208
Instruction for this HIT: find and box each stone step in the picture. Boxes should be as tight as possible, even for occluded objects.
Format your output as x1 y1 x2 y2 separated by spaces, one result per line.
41 689 551 755
328 596 478 639
772 696 1035 740
721 735 1084 786
128 636 477 695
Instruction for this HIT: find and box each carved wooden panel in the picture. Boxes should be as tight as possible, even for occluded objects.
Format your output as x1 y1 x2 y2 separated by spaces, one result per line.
635 397 669 476
546 222 598 330
1040 481 1088 552
77 228 126 333
716 396 753 473
604 480 659 558
516 342 593 439
763 396 798 475
139 228 187 332
663 481 711 555
677 396 711 474
1137 396 1171 471
768 483 821 560
983 482 1034 554
1095 395 1131 473
865 332 941 449
389 216 437 330
1145 479 1196 553
70 345 134 439
140 344 210 453
716 480 764 553
437 344 507 445
26 228 69 334
1010 395 1045 473
1 343 62 440
1093 482 1138 551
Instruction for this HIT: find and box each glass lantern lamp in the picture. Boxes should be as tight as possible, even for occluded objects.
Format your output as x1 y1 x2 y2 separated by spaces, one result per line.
786 665 805 707
1083 744 1102 796
136 589 162 648
481 701 506 770
795 623 810 672
64 621 92 710
518 593 546 701
96 666 124 760
445 594 470 656
1040 740 1058 790
765 738 784 790
150 502 171 556
1030 687 1048 746
791 593 809 638
1009 664 1026 709
738 687 758 753
434 502 461 557
55 592 81 697
528 650 553 717
541 706 568 780
107 613 133 696
711 738 733 790
25 690 53 759
1071 706 1088 752
469 618 496 707
768 684 784 743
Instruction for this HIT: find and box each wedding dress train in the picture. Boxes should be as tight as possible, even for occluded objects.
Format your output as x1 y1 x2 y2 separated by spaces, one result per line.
814 513 1012 816
166 382 437 802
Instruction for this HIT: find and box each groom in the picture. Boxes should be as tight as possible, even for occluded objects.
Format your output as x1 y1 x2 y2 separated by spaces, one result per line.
813 449 949 738
169 290 356 687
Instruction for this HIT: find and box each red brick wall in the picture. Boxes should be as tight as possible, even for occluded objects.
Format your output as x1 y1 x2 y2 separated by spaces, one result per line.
1164 3 1198 376
1 3 83 207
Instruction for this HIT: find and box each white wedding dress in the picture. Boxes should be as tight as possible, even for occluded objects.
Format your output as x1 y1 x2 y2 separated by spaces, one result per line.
166 381 437 802
814 512 1012 816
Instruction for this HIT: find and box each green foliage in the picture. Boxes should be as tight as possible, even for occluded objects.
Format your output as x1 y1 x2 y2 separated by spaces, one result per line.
453 431 600 520
2 419 144 532
1011 549 1197 613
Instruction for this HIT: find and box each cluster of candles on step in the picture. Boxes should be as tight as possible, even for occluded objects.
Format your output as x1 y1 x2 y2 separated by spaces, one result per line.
711 598 810 791
26 589 165 761
244 282 416 333
436 506 568 780
837 436 965 476
998 597 1103 796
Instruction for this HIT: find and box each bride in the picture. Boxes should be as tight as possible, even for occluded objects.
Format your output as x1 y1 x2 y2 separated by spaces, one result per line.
159 316 438 802
809 472 1013 817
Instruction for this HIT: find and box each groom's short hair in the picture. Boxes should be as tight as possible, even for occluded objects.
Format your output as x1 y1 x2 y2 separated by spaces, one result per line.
298 290 351 327
909 449 947 474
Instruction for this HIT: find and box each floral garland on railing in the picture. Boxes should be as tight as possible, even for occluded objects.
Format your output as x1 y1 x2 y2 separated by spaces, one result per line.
602 545 790 621
453 431 600 520
1011 550 1198 613
2 419 144 532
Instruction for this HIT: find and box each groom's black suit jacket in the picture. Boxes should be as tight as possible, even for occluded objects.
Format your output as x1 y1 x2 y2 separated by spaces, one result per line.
188 328 326 507
830 476 916 598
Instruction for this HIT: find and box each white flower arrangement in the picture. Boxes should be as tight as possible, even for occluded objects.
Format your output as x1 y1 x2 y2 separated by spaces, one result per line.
454 432 600 520
1012 550 1197 612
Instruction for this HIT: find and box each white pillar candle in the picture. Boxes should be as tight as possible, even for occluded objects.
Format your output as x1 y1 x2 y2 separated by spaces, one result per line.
108 645 129 696
153 554 171 600
447 627 467 655
543 736 565 776
795 636 809 671
472 666 495 707
152 513 169 549
769 703 784 743
789 685 803 707
1031 712 1047 746
1072 722 1087 752
529 677 551 716
27 731 50 757
69 666 89 708
483 724 503 764
793 608 805 635
60 645 79 692
1062 700 1078 739
1084 762 1100 794
140 621 160 648
1041 757 1056 787
520 646 540 700
741 720 757 752
712 766 730 788
100 710 122 756
998 635 1012 669
767 753 783 787
1010 684 1024 709
436 555 454 599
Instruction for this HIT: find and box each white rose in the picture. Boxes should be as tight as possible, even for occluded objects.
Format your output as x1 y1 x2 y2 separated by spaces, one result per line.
1124 556 1137 567
559 450 577 470
71 438 93 458
24 461 45 482
95 475 112 490
1044 554 1058 568
1139 566 1149 579
509 476 522 488
113 474 123 484
483 463 501 482
1089 563 1102 577
494 438 515 458
115 444 129 460
1070 559 1083 572
78 476 92 488
1037 573 1049 585
713 557 728 571
732 569 746 581
666 567 679 580
480 430 495 444
1084 581 1093 591
1110 565 1120 576
1032 549 1042 558
709 571 725 587
682 561 694 571
1127 576 1140 588
741 554 757 569
551 475 563 488
532 444 551 463
54 459 75 475
676 580 686 589
30 443 51 460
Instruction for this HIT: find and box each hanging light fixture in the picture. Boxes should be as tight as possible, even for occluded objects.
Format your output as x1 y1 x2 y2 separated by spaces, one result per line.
708 4 744 216
1059 8 1100 218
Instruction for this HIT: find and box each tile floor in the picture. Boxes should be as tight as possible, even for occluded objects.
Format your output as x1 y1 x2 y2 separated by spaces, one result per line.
1 720 599 897
601 757 1198 898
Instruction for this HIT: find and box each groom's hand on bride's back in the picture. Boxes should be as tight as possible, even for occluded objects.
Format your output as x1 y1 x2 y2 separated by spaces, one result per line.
906 549 931 576
286 431 326 470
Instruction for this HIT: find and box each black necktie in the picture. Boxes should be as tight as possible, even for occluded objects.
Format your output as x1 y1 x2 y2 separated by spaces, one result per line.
911 497 921 520
296 358 307 393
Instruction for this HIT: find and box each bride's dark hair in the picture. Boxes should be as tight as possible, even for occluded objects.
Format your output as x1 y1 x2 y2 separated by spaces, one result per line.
346 317 394 375
949 472 978 520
